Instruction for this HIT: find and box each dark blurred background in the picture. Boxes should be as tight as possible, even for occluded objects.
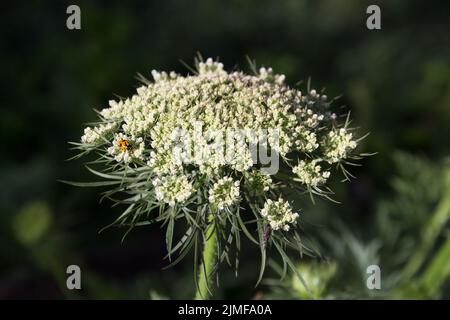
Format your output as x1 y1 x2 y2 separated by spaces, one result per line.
1 0 449 299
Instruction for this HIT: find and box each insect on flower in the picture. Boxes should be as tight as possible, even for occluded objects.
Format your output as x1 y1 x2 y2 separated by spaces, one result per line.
118 138 132 152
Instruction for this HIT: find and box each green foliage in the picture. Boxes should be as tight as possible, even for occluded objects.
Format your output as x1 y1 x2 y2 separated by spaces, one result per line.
265 261 337 299
13 202 52 246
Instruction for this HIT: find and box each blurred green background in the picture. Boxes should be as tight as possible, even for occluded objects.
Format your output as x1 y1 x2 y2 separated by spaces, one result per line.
1 0 449 299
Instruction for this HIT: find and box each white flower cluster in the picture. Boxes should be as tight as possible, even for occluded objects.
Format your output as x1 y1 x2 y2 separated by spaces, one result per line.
78 57 361 230
324 128 357 164
292 160 330 187
245 171 272 196
73 57 369 282
260 198 299 231
83 58 334 168
153 174 194 207
208 177 240 210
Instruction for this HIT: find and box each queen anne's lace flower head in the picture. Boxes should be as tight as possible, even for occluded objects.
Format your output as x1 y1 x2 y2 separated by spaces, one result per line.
81 123 116 145
74 57 367 283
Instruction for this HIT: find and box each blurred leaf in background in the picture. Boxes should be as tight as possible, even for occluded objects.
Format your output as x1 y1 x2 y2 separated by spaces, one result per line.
13 202 52 247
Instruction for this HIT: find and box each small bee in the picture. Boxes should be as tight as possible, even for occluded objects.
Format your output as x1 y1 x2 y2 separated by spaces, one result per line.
118 138 132 152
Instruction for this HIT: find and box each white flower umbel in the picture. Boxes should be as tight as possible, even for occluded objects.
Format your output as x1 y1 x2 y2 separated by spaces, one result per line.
73 57 368 296
208 177 240 210
324 128 357 164
293 159 331 187
260 198 299 231
153 174 194 206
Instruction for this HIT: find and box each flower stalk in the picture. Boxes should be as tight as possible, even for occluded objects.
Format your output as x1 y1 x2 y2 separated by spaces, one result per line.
195 216 218 300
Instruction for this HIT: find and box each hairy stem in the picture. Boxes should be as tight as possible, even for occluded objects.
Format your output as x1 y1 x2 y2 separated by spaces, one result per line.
195 218 217 300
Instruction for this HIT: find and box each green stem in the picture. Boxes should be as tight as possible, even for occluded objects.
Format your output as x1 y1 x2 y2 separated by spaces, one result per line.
195 217 217 300
402 169 450 280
